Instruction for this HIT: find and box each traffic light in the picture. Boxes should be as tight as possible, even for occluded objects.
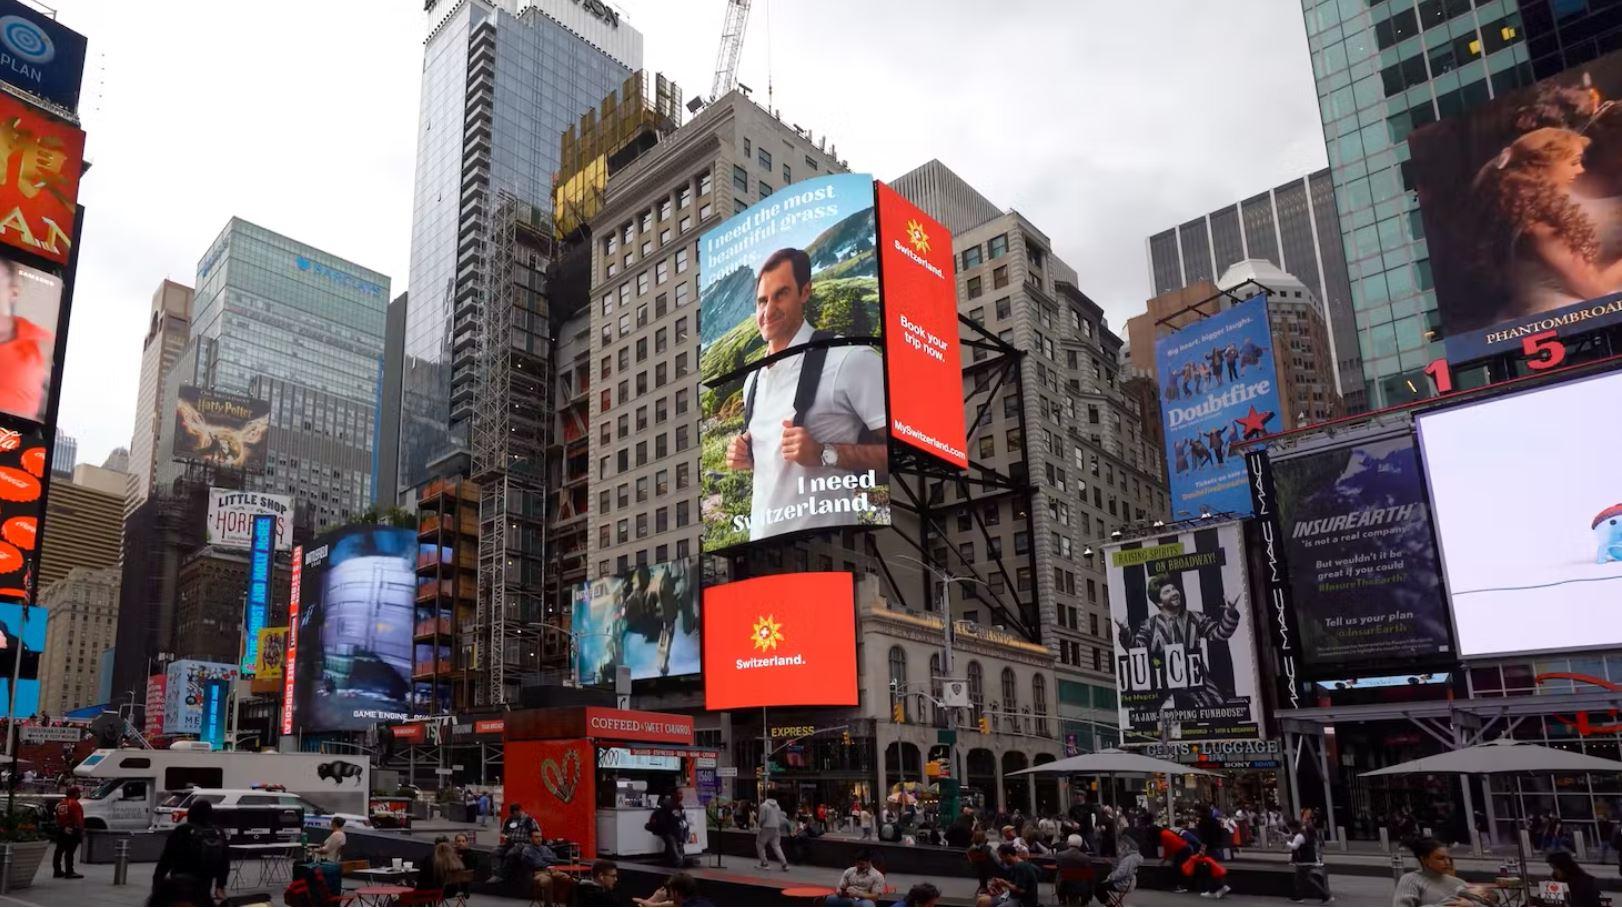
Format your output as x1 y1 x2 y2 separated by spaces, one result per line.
892 702 905 723
978 715 991 734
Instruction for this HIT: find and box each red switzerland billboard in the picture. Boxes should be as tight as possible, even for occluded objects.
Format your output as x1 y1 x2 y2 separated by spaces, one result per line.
0 94 84 266
876 182 968 469
703 572 858 710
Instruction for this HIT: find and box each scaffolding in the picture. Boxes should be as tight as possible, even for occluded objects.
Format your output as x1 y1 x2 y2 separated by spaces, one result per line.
472 189 518 704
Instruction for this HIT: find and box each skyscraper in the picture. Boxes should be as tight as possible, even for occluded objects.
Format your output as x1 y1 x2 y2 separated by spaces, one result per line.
895 159 1165 753
39 566 120 716
1145 170 1361 411
399 0 642 496
51 428 76 477
159 218 390 531
1297 2 1533 408
127 279 193 509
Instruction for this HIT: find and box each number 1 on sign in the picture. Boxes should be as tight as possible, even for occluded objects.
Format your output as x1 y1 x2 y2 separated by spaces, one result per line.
1423 358 1453 394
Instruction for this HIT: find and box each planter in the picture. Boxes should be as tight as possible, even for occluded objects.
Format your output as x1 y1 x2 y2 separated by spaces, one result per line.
1 839 48 890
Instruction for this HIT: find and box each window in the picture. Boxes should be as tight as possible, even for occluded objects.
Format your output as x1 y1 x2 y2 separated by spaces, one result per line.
988 234 1008 258
967 276 982 299
743 137 751 157
655 259 668 285
635 441 647 466
675 317 688 342
655 469 669 496
967 661 985 716
676 249 689 273
656 507 669 533
655 327 668 354
758 147 772 170
676 426 690 450
675 389 689 414
635 338 647 363
658 198 672 221
635 476 648 502
698 172 711 196
888 646 908 721
1032 675 1048 736
676 500 690 526
978 436 995 459
655 363 667 385
782 162 791 183
992 265 1009 289
962 246 983 270
759 181 772 198
995 297 1011 320
805 154 818 171
733 165 748 192
676 462 690 489
1001 667 1018 720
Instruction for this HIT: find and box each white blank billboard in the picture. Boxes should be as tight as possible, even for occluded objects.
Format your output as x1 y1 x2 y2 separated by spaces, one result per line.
1416 370 1622 658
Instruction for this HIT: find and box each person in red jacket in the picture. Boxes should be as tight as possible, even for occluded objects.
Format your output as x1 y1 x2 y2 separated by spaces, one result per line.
0 260 53 422
52 786 84 879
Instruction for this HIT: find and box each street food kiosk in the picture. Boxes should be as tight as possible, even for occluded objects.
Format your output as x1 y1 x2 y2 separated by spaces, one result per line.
503 706 715 859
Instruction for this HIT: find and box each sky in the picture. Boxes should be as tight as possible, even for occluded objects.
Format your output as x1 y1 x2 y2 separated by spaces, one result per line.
48 0 1327 467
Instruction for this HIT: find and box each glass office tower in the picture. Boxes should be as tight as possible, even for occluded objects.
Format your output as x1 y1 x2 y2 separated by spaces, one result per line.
399 0 641 496
1299 0 1533 407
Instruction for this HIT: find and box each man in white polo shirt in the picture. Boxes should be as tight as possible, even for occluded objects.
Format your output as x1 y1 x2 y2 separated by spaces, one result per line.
723 248 886 540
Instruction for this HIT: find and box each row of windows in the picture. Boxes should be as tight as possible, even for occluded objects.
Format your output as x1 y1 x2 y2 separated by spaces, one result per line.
1055 639 1114 675
598 461 693 513
597 536 694 580
603 170 712 281
959 233 1010 271
887 647 1051 734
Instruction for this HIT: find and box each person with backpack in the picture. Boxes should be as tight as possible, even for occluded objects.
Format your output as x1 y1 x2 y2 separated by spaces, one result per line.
1284 819 1332 903
721 247 888 542
51 785 83 879
152 798 228 906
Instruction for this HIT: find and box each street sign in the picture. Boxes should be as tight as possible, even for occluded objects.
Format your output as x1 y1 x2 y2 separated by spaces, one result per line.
936 730 957 745
20 726 80 743
942 681 971 708
453 764 465 771
433 768 454 775
717 766 739 778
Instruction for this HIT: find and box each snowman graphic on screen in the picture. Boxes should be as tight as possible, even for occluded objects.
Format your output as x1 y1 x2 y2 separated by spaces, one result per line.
1595 504 1622 564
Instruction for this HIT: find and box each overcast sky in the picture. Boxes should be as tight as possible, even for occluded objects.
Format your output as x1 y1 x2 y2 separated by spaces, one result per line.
51 0 1326 467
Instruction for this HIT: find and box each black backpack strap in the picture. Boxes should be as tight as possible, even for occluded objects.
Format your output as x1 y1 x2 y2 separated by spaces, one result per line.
791 330 835 427
742 370 758 435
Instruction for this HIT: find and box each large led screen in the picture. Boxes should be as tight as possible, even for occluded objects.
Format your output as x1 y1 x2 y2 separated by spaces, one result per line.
0 416 45 604
0 93 83 266
205 488 292 551
1416 370 1622 657
1157 294 1282 518
291 526 415 731
162 659 236 736
874 181 967 469
1107 522 1262 742
1408 47 1622 361
0 258 64 426
1272 435 1453 671
573 558 699 685
702 572 858 711
174 386 270 472
699 174 890 551
0 602 40 715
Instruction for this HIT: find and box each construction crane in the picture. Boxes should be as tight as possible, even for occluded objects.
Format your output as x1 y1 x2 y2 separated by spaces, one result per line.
710 0 751 102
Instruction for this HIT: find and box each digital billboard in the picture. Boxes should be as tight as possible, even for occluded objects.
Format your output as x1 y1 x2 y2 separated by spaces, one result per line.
143 674 165 735
0 415 45 603
573 558 699 685
173 386 270 471
1416 369 1622 657
253 626 287 683
0 257 63 426
1107 523 1262 742
199 678 228 750
0 601 40 715
239 514 274 674
0 93 83 266
1156 294 1282 518
1408 47 1622 361
702 572 858 711
281 545 301 735
1269 435 1453 672
874 181 967 469
162 659 236 736
291 526 415 731
698 174 890 551
0 0 87 113
206 489 292 551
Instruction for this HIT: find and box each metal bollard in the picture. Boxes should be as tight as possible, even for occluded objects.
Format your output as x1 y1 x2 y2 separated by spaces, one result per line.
1575 829 1589 862
1391 851 1406 885
1520 828 1535 860
1379 827 1390 852
1334 825 1347 851
1 842 12 896
113 837 129 886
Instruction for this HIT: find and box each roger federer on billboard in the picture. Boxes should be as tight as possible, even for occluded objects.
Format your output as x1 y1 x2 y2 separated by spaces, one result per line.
722 247 886 540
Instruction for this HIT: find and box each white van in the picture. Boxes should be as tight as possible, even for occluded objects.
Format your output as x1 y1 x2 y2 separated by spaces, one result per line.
74 746 370 831
154 787 369 831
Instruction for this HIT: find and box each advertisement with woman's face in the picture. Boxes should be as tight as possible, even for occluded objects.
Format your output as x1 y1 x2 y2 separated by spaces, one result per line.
1409 50 1622 360
0 259 63 426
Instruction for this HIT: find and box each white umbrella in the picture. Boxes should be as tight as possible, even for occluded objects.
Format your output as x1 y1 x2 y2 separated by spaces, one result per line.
1007 748 1223 778
1360 739 1622 777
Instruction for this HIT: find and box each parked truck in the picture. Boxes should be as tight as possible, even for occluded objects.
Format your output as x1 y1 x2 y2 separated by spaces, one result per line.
73 743 370 831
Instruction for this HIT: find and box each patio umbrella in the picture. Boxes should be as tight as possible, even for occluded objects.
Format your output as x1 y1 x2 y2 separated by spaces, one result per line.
1360 740 1622 886
1007 749 1223 778
1361 739 1622 777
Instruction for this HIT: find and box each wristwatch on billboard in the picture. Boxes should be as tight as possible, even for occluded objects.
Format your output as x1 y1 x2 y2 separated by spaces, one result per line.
820 444 839 467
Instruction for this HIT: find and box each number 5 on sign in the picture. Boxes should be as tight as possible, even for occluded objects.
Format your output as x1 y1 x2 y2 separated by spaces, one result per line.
1521 330 1566 370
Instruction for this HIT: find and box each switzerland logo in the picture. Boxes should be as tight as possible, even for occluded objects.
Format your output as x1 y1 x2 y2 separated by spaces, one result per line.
751 615 784 653
905 218 930 255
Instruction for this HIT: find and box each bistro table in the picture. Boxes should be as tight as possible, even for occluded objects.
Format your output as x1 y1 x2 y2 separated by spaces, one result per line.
350 866 418 886
782 885 837 904
354 884 415 906
227 841 303 888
